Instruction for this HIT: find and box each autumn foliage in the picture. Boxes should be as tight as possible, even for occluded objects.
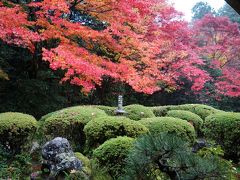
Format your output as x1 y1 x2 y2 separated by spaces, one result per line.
0 0 239 97
192 14 240 97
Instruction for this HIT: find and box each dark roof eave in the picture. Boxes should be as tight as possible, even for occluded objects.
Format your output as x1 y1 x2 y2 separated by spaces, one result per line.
225 0 240 14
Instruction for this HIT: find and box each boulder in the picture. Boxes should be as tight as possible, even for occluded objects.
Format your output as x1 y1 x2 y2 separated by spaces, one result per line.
41 137 82 177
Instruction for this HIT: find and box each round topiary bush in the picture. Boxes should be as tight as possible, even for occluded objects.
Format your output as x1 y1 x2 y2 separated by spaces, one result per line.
124 104 155 120
204 112 240 162
152 104 221 119
166 110 203 135
175 104 222 119
93 136 134 178
0 112 38 154
40 106 107 150
84 116 148 149
139 117 196 143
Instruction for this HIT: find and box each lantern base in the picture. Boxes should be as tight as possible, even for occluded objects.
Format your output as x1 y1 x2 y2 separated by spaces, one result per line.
115 109 127 116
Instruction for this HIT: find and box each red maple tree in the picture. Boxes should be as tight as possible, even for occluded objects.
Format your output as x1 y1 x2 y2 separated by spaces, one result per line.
0 0 210 94
193 14 240 97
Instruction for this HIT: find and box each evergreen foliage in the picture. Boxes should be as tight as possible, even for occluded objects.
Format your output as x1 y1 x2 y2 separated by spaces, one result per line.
152 104 221 119
166 110 203 134
0 112 38 154
93 136 134 178
204 112 240 162
139 117 196 143
96 105 116 116
122 133 234 180
0 41 94 119
84 116 148 149
218 3 240 24
192 1 215 20
0 145 32 179
74 152 91 176
151 105 179 117
40 106 107 150
124 104 155 120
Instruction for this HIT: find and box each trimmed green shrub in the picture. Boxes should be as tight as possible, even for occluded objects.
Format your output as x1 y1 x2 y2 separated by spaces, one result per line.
175 104 222 119
84 116 148 149
75 152 91 175
151 105 179 117
152 104 221 119
166 110 203 134
93 136 134 178
139 117 196 143
97 105 116 116
0 112 38 154
124 104 155 120
204 112 240 162
40 106 107 150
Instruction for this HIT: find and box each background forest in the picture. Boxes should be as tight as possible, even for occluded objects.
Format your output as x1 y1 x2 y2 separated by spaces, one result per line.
0 1 240 119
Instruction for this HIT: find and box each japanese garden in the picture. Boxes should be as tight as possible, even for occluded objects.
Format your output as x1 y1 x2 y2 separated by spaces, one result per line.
0 0 240 179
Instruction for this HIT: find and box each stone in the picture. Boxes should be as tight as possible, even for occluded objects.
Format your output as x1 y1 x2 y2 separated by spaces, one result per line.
192 138 208 153
41 137 82 177
30 141 40 154
115 95 127 116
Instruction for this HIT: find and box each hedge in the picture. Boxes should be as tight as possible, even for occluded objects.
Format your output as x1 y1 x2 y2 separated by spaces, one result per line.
139 117 196 143
166 110 203 134
204 112 240 162
0 112 38 154
84 116 148 149
152 104 221 119
124 104 155 120
40 106 107 149
93 136 134 178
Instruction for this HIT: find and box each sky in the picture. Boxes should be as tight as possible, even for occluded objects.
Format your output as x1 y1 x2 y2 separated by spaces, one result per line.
169 0 226 21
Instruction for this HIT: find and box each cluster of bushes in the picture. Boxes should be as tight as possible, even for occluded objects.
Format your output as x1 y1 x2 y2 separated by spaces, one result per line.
166 110 203 134
39 106 107 150
151 104 222 119
0 103 239 179
84 116 148 149
139 117 196 143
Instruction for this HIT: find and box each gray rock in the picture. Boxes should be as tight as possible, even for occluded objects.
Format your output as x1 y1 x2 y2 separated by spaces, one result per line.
192 138 208 153
30 141 40 154
42 137 82 177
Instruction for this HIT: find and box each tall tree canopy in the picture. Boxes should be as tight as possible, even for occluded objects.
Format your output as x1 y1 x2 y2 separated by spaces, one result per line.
0 0 210 94
192 1 215 21
218 3 240 24
192 14 240 97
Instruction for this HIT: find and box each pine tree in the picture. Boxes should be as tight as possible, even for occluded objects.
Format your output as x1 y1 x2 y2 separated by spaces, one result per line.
122 133 234 180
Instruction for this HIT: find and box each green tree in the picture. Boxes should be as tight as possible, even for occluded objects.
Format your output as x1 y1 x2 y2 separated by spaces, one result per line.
0 41 91 119
122 133 234 180
218 3 240 24
192 1 215 21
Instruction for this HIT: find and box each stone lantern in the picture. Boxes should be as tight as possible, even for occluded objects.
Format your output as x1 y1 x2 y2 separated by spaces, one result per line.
115 95 127 115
